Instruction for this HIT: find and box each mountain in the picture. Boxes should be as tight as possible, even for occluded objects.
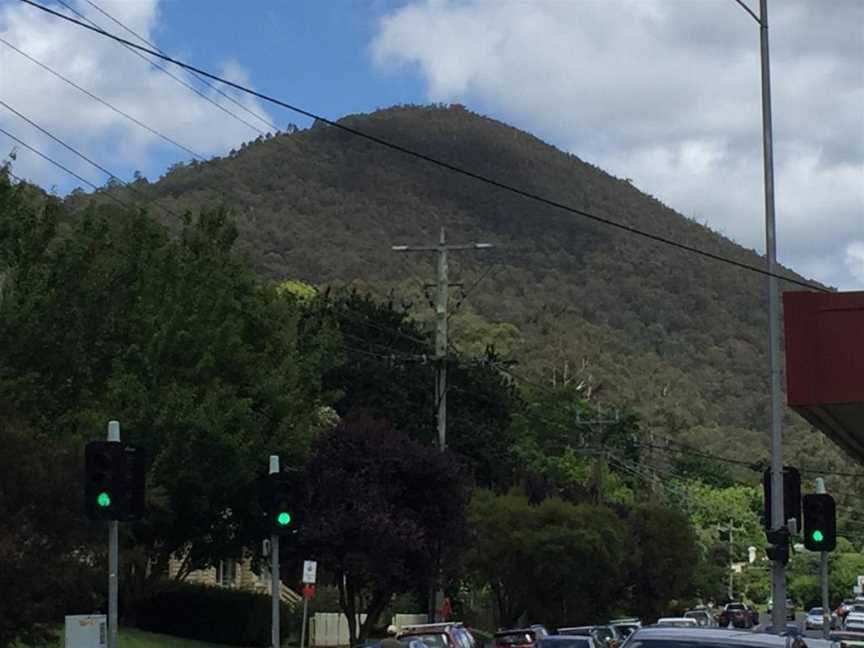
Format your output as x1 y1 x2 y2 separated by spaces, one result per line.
68 104 846 475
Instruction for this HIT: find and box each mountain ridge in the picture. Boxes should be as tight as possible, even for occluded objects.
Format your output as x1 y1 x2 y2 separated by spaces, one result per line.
65 103 840 473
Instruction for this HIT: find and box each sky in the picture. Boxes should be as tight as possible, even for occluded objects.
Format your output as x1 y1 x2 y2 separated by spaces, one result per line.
0 0 861 289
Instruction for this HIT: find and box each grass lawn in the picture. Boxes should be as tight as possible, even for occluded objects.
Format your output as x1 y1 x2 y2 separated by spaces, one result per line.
37 626 233 648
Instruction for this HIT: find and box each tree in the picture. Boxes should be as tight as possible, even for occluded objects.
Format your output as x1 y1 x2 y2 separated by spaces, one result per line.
302 290 520 487
623 504 699 619
465 489 630 627
0 418 100 648
298 416 469 646
0 178 335 612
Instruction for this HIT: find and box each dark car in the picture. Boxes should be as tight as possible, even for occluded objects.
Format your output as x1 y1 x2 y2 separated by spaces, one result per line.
558 626 619 648
531 627 551 641
720 603 754 629
537 637 595 648
620 627 803 648
399 623 477 648
493 629 537 648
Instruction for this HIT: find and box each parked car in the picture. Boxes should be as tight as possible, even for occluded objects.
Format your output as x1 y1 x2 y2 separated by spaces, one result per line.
537 637 594 648
557 626 619 648
845 614 864 633
399 623 477 648
620 627 798 648
530 626 551 641
720 603 754 629
653 618 698 629
760 623 803 637
806 607 826 630
766 599 796 622
682 610 716 628
608 619 641 640
830 630 864 648
492 629 537 648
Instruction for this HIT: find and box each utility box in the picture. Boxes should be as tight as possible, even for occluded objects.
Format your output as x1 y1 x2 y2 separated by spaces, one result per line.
65 615 107 648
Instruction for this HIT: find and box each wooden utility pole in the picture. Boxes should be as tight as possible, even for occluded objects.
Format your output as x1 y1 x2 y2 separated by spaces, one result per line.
392 227 492 451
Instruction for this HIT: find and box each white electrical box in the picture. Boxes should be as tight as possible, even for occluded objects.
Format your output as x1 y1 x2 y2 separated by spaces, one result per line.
65 615 107 648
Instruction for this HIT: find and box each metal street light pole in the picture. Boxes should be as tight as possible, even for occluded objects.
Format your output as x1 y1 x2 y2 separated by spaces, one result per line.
755 0 787 631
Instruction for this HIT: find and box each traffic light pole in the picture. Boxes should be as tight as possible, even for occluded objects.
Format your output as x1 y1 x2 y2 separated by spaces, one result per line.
107 420 120 648
270 455 280 648
816 478 830 639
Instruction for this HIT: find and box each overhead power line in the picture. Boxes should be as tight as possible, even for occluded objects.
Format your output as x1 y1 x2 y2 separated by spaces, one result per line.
54 0 268 136
18 0 830 294
81 0 279 134
0 99 179 218
0 35 204 160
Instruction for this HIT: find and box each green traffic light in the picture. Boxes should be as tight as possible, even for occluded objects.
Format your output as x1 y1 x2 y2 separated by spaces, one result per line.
812 530 824 542
97 492 111 508
277 511 292 526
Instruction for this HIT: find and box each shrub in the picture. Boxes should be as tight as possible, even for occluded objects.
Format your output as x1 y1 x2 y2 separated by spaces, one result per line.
136 582 296 646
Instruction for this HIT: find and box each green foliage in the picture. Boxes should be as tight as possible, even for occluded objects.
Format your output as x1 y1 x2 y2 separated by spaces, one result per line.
298 415 469 645
466 490 703 626
136 582 293 646
623 504 699 619
0 419 101 648
0 177 335 608
302 289 520 486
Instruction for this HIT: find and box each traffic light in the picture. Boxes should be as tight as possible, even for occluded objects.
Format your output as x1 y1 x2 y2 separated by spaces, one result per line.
267 472 296 536
765 526 790 565
762 466 801 531
803 493 836 552
84 441 146 521
85 441 125 521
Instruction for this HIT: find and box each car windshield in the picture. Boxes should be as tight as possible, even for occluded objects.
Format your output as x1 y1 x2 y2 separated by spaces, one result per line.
496 634 534 645
810 608 823 615
405 635 448 648
726 604 745 611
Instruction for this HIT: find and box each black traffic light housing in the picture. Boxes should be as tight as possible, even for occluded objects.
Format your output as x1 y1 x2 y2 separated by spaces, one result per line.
763 466 801 531
764 526 790 565
84 441 145 522
267 472 297 536
803 493 836 552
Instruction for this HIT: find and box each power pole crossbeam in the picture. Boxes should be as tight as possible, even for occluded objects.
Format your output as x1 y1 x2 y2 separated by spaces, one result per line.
392 227 492 453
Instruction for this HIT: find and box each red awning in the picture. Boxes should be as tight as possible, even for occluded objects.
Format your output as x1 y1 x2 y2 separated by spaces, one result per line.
783 290 864 461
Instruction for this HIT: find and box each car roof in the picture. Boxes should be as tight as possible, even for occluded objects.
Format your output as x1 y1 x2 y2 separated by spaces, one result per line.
401 624 464 634
538 638 591 643
658 618 695 622
629 627 791 646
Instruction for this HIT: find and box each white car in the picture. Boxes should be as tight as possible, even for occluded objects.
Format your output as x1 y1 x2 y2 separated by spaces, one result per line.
654 618 699 628
845 613 864 632
806 607 825 630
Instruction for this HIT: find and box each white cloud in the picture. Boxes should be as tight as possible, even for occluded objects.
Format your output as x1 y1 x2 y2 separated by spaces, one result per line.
847 241 864 285
372 0 864 289
0 0 276 189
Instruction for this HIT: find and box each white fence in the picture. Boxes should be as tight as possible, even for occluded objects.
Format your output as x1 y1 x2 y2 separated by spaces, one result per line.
310 613 429 647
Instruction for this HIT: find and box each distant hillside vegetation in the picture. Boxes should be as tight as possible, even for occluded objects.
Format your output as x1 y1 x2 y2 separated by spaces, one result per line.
67 103 844 475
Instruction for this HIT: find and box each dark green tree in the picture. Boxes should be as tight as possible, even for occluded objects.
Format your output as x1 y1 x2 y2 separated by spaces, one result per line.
298 415 469 646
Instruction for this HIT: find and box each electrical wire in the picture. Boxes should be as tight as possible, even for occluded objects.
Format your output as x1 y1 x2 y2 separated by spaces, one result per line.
82 0 278 134
0 35 204 160
0 125 129 208
55 0 267 136
17 0 831 294
0 99 179 219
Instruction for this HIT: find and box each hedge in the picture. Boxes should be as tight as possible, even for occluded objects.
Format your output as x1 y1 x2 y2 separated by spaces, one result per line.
136 582 295 646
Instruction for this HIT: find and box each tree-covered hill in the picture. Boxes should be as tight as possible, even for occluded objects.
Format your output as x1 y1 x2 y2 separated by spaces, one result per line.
67 103 847 477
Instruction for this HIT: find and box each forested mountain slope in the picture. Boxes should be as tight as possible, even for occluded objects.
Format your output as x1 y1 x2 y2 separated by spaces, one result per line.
71 103 842 474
